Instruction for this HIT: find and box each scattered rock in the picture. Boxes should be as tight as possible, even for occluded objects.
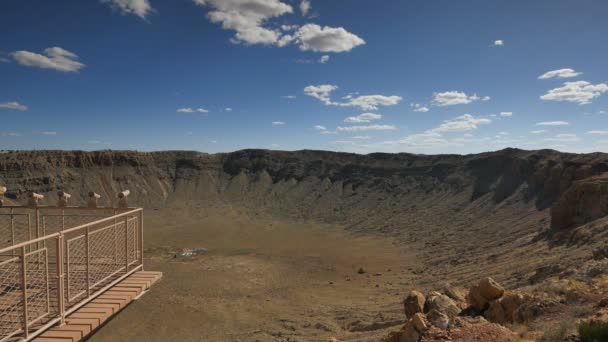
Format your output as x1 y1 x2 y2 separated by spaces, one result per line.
357 267 366 274
426 310 449 330
425 294 460 318
404 290 426 319
484 299 506 324
467 277 504 312
411 313 427 332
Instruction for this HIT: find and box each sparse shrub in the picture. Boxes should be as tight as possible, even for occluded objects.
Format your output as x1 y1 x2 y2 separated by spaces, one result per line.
571 305 594 318
542 320 573 341
578 320 608 342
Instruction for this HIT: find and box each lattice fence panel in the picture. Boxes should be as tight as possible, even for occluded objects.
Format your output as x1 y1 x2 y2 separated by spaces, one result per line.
65 235 87 305
89 222 124 291
25 248 50 326
0 257 24 340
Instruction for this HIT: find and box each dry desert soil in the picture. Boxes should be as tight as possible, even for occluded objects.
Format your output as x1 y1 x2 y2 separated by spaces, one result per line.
2 148 608 341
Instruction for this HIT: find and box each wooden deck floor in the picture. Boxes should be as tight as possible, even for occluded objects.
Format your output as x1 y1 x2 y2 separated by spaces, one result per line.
33 271 162 342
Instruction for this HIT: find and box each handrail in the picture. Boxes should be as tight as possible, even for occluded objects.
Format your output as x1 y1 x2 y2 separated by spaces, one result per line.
0 205 138 210
0 208 141 254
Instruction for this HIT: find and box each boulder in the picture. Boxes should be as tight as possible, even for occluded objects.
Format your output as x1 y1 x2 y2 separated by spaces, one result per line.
411 313 427 332
484 300 507 324
478 278 504 300
467 278 505 312
443 285 466 302
425 294 460 318
404 290 426 318
500 293 524 322
427 310 450 330
402 321 421 342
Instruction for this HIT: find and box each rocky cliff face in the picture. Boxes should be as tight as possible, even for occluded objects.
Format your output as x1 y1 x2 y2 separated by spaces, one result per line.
1 148 607 232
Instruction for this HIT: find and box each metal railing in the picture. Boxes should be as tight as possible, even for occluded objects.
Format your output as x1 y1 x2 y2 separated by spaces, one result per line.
0 206 144 341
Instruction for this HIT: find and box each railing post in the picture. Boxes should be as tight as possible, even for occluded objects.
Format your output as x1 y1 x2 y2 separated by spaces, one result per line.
56 234 65 326
86 226 90 296
10 208 15 257
138 209 144 270
113 210 118 264
124 215 129 272
21 246 29 338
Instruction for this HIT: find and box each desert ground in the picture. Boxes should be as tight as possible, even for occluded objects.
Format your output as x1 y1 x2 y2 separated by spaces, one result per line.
2 149 608 341
89 205 416 341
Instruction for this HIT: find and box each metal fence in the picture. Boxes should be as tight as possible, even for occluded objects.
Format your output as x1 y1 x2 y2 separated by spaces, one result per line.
0 207 144 341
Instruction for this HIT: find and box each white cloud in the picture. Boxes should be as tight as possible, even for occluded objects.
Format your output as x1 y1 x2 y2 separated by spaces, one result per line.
304 84 402 110
499 112 513 117
411 103 429 112
304 84 338 105
343 95 402 111
587 130 608 135
194 0 293 45
538 68 582 80
429 114 491 133
544 133 581 142
194 1 364 53
0 101 28 111
432 91 485 106
177 107 209 113
536 121 569 126
224 107 232 112
482 96 491 102
272 121 286 125
100 0 153 19
1 132 21 137
282 95 296 99
300 0 311 16
0 57 9 63
352 135 371 140
343 113 382 123
12 47 84 72
540 81 608 105
530 130 547 134
397 132 449 148
288 24 365 53
41 131 57 135
318 55 330 64
493 40 504 46
314 125 326 131
336 124 396 132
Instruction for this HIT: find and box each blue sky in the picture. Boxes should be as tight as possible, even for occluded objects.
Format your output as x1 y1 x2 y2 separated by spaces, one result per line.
1 0 607 154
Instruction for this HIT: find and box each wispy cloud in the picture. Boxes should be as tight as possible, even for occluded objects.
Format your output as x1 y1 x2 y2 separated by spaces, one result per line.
0 101 28 111
300 0 311 16
177 107 208 113
432 91 488 106
337 124 396 132
493 40 504 46
536 121 569 126
343 113 382 123
540 81 608 105
304 84 402 110
12 47 84 72
101 0 154 19
411 103 429 113
429 114 491 133
538 68 582 80
272 121 286 125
